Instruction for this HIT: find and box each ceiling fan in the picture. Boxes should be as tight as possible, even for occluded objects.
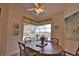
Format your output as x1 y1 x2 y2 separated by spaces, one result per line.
27 3 45 15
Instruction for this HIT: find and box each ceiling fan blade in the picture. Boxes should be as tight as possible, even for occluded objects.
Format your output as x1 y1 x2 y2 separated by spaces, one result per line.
27 8 35 11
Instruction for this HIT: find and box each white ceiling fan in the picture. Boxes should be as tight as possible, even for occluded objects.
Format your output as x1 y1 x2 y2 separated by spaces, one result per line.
27 3 45 15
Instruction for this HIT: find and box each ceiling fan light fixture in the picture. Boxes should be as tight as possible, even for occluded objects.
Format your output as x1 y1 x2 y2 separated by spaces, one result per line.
27 3 45 15
35 7 44 15
38 8 43 13
35 9 40 15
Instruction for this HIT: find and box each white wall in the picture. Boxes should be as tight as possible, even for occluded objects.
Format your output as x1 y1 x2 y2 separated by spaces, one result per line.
0 4 9 55
0 18 3 55
64 4 79 18
51 12 65 48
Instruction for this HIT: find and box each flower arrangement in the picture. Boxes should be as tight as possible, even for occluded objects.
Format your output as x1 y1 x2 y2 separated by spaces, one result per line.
40 35 45 45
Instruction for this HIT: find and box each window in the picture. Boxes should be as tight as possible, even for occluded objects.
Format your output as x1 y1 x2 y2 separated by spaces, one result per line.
23 24 51 41
35 24 51 33
35 24 51 41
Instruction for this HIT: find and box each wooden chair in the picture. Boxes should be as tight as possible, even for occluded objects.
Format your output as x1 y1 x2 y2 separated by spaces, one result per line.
63 46 79 56
18 42 29 56
76 46 79 56
51 38 59 44
24 37 31 44
18 42 38 56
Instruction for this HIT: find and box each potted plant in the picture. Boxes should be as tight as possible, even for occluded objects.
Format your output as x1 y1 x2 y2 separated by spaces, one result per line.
40 35 45 45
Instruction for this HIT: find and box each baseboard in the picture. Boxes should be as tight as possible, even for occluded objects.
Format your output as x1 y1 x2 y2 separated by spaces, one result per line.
5 50 19 56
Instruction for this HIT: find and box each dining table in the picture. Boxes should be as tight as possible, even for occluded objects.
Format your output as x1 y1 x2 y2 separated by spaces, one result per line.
25 40 63 56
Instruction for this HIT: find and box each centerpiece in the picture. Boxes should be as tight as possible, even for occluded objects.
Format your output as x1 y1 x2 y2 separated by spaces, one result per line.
40 35 45 45
36 35 47 48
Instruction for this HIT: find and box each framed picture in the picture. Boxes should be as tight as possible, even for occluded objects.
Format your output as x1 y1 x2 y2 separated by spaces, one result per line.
13 23 19 29
13 30 19 36
13 23 19 36
54 25 60 29
65 11 79 41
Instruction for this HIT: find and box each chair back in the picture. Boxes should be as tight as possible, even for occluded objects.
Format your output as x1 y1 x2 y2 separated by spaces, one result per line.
51 38 59 44
24 37 31 44
18 42 29 56
76 46 79 56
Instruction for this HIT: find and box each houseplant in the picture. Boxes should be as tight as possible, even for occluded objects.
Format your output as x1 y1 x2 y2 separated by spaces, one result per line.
40 35 45 45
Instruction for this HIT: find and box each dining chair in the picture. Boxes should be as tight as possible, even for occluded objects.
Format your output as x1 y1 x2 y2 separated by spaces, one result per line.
75 46 79 56
51 38 59 44
18 42 38 56
18 42 29 56
63 46 79 56
24 37 31 44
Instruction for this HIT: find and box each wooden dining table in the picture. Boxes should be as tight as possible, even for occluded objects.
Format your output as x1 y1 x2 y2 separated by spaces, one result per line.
25 40 63 56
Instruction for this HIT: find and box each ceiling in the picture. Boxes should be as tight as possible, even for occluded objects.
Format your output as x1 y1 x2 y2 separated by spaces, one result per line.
22 3 64 19
22 3 79 20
